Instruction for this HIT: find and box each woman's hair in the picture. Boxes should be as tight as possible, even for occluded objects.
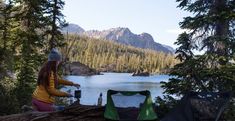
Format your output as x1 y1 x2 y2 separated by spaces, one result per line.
37 61 58 87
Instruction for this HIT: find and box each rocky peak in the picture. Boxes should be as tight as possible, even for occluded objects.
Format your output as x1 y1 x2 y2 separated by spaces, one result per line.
62 23 85 34
139 33 154 42
109 27 130 32
107 27 131 36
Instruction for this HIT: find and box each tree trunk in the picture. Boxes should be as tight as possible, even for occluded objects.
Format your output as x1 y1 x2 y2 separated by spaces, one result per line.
214 0 229 56
50 0 58 50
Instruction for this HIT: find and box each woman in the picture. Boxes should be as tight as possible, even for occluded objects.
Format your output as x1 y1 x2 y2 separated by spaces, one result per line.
32 48 80 112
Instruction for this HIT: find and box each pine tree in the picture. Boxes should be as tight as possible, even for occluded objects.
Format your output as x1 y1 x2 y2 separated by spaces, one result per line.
160 0 235 119
13 0 48 107
0 0 19 73
45 0 66 50
0 0 21 115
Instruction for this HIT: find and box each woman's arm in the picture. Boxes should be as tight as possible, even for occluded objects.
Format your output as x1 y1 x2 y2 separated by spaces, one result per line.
47 86 70 97
58 79 74 86
58 76 80 88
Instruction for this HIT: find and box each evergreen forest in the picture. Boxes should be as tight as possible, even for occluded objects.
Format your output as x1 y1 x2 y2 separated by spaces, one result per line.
61 35 177 73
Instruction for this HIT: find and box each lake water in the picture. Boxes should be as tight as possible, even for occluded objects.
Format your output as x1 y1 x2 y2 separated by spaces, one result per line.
63 72 170 105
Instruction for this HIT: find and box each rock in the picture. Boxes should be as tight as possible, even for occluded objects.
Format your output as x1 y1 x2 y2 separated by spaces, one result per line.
98 64 116 72
63 62 100 76
132 70 150 76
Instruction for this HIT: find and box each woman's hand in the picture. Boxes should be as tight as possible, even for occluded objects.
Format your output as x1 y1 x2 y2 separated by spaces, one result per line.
73 83 80 89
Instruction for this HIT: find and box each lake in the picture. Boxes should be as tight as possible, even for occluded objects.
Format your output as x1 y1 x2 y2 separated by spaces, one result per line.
63 72 170 105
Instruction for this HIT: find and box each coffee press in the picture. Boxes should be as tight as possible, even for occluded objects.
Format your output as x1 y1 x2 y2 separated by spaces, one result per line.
74 89 81 104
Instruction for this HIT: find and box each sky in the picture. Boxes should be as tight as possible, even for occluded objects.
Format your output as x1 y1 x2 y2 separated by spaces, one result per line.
63 0 190 49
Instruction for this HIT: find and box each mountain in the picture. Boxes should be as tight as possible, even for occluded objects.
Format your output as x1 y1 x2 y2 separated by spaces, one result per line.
62 23 174 53
162 44 175 53
62 23 85 34
83 27 172 53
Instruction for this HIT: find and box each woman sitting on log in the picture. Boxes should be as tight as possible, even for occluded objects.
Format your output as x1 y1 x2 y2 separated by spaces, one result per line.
32 48 80 112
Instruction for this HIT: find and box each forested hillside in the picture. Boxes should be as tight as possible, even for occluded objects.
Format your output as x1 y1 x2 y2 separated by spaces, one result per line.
62 35 177 73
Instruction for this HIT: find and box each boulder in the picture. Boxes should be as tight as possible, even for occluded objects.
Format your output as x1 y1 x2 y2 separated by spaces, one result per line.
63 62 100 76
132 70 150 76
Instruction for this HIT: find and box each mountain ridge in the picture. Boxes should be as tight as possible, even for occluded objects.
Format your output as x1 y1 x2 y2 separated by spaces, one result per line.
62 23 174 53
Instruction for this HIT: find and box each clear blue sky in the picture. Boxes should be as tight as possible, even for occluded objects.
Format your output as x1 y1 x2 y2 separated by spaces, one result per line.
63 0 190 49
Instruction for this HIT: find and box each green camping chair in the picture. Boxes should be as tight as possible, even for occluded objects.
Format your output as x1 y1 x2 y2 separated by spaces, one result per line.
104 90 158 121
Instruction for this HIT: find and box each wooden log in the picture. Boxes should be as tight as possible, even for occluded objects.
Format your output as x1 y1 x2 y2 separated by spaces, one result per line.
0 104 106 121
0 101 158 121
